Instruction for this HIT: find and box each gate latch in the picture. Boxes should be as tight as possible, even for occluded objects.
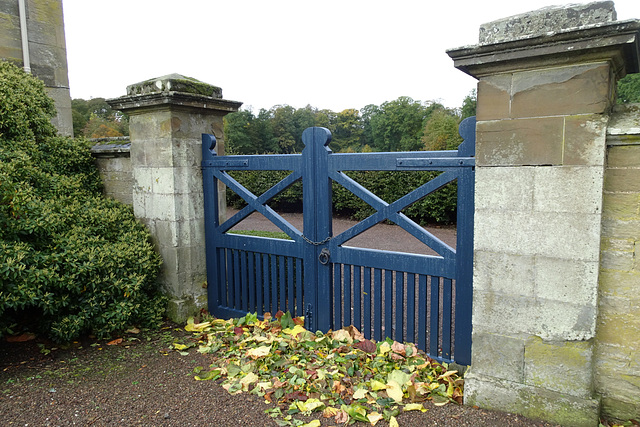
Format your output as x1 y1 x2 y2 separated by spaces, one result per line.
318 248 331 265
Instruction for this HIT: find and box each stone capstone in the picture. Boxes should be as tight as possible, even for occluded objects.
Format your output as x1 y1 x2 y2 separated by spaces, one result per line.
479 1 617 44
126 73 223 98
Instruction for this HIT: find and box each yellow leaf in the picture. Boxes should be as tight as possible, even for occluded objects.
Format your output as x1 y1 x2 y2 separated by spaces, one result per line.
353 387 368 399
173 343 188 351
297 398 325 413
245 345 271 359
239 372 259 390
282 324 307 337
403 403 427 412
389 415 399 427
367 411 384 425
331 329 353 343
370 379 387 391
184 317 212 332
378 342 391 354
300 421 321 427
386 380 404 403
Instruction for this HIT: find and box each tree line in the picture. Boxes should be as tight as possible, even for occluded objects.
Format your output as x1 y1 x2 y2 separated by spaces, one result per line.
224 94 476 155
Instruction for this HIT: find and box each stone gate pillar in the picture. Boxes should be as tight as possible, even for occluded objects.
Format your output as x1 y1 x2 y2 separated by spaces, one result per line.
108 74 241 321
448 3 640 426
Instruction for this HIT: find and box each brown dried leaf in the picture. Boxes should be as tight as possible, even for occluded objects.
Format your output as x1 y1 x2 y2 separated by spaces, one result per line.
353 339 376 354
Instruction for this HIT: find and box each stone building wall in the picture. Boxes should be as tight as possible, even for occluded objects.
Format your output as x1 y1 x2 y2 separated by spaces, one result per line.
596 103 640 421
91 139 134 206
0 0 73 136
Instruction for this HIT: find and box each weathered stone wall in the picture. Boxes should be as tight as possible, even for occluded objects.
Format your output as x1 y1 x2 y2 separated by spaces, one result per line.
596 103 640 421
448 2 640 425
0 0 73 136
108 74 241 322
91 140 134 206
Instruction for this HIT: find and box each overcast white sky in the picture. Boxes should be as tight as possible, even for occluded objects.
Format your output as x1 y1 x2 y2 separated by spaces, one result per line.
62 0 639 113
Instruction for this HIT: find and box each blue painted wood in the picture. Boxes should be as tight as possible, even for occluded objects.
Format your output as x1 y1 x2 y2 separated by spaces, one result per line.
429 276 440 357
384 271 393 341
256 253 263 315
262 253 270 314
373 268 382 341
248 252 256 312
394 271 404 342
301 127 333 332
201 134 221 313
343 265 352 327
442 278 453 360
201 118 475 364
279 256 286 311
271 255 277 314
287 257 294 314
453 116 476 365
417 274 427 350
354 266 362 331
364 267 372 339
407 273 416 343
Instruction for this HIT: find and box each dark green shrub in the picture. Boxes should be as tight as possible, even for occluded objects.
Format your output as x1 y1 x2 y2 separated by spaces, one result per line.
0 61 164 343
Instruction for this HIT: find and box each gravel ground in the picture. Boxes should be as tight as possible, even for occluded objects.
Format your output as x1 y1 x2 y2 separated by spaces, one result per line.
0 211 560 426
0 325 559 427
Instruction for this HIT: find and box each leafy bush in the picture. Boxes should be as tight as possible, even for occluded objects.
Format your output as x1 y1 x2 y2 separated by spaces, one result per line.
0 60 164 343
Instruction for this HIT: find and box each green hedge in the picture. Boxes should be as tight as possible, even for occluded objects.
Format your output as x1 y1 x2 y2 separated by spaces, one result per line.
227 169 457 225
0 60 164 343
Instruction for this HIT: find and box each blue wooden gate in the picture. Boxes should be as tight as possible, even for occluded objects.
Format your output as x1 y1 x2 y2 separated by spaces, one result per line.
201 117 475 365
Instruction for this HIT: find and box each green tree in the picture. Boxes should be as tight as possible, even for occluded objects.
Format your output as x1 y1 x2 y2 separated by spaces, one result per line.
617 73 640 104
366 97 444 152
421 109 463 151
460 89 477 119
330 109 364 152
71 98 129 137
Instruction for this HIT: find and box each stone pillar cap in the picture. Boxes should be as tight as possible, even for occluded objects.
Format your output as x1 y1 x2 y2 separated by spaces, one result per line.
107 74 242 114
126 74 223 98
479 1 617 45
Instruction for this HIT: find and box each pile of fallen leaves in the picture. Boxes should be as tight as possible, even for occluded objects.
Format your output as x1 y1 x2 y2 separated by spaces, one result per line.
176 311 463 426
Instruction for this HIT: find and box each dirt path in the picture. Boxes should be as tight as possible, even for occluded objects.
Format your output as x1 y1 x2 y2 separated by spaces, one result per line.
225 208 457 256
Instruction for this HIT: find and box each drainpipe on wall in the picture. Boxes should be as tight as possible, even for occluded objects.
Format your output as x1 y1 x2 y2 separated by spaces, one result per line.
18 0 31 73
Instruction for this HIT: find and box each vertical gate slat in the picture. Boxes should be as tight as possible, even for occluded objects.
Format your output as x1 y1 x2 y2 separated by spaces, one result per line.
373 268 382 341
384 270 392 340
271 255 277 313
287 257 294 314
364 267 371 339
296 258 303 318
334 265 340 327
429 275 440 357
279 256 286 311
218 249 227 307
241 251 248 311
407 273 416 344
394 271 404 342
262 254 270 314
248 252 255 312
255 253 263 315
417 274 427 351
232 250 240 310
343 265 351 327
354 266 361 331
442 278 453 360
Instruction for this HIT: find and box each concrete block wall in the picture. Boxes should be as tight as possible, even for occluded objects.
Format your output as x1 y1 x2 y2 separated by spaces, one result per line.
596 104 640 421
